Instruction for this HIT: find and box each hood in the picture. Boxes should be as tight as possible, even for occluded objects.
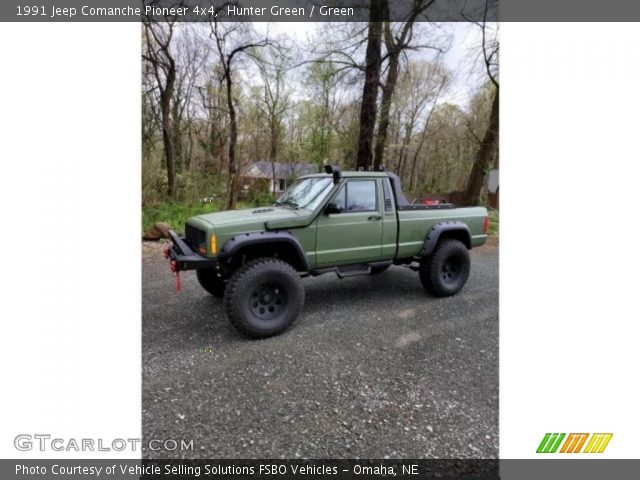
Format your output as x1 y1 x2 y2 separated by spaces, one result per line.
195 206 307 228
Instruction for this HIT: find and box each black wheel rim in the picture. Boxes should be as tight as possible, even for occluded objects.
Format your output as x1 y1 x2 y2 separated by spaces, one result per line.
441 255 463 286
249 281 288 320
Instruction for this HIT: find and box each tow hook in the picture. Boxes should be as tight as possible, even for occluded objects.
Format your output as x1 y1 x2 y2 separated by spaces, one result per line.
169 260 181 292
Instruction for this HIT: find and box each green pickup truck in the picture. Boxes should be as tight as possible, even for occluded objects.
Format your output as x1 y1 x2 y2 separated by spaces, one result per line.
165 167 488 338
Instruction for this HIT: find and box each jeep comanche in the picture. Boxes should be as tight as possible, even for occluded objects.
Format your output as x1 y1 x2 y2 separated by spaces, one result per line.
165 167 488 338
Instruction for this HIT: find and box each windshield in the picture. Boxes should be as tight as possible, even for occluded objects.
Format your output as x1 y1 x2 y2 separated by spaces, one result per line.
276 177 333 210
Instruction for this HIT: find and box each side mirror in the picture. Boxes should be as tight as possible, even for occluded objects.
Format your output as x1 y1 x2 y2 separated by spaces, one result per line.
324 203 342 214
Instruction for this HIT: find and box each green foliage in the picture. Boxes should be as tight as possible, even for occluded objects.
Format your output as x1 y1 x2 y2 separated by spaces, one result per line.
174 171 224 204
488 209 499 236
247 189 276 207
142 161 224 207
142 201 221 235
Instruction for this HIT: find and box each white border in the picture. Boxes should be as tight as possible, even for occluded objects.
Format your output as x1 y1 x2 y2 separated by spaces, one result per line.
0 23 141 459
501 22 640 458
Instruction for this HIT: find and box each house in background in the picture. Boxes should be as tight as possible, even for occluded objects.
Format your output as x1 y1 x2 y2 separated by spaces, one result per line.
242 161 315 194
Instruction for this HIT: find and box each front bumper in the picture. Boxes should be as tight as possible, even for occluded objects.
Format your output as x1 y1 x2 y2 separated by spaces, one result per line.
164 230 218 272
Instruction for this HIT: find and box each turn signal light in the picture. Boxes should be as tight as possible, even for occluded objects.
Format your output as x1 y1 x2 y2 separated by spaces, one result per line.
483 216 490 235
210 234 218 254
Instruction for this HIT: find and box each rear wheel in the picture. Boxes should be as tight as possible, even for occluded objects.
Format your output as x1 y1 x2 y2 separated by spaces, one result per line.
419 239 470 297
196 268 226 298
224 258 305 338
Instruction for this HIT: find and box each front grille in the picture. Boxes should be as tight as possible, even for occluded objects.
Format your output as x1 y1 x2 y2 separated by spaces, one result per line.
185 223 206 249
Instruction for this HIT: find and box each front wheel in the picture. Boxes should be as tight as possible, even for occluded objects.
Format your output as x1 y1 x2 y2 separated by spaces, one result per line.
224 258 305 338
419 239 470 297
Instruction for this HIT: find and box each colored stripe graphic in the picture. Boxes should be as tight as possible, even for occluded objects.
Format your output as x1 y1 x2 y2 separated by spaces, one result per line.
536 433 565 453
583 433 613 453
574 433 590 453
536 433 551 453
597 434 613 453
538 433 612 453
560 433 589 453
559 434 575 453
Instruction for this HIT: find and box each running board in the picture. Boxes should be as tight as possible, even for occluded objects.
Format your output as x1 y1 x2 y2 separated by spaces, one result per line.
309 261 393 279
336 265 371 278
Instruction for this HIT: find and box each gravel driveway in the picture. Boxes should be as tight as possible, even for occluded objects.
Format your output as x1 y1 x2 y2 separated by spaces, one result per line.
142 242 498 459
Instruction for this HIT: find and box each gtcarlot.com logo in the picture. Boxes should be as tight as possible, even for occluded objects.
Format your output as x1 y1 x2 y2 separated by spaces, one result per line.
14 434 194 452
536 433 613 454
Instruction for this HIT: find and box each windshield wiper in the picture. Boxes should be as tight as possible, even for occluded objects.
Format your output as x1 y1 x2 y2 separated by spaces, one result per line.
275 199 299 209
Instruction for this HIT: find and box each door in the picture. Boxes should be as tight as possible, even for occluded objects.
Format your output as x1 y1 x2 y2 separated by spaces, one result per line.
315 178 384 266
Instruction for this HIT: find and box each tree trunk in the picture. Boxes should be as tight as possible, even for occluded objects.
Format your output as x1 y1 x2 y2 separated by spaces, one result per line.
144 22 176 199
355 0 383 170
225 69 238 210
171 101 182 174
185 118 194 171
269 117 278 195
320 84 330 160
373 50 399 170
409 99 439 191
396 121 413 178
408 152 421 191
409 132 428 191
463 88 499 205
160 67 175 199
372 0 426 170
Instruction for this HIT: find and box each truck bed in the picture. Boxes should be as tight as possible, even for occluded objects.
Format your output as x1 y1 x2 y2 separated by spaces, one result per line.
395 206 488 259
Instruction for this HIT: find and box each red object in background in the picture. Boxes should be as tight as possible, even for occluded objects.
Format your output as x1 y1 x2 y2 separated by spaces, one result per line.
422 198 441 205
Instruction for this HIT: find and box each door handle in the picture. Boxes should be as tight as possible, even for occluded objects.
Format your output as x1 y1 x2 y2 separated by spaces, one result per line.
368 215 382 221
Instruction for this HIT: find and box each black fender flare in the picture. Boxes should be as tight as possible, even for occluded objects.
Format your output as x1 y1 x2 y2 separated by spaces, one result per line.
218 230 309 271
420 221 471 256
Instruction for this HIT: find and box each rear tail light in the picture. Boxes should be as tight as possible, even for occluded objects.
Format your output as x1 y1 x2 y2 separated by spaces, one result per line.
483 216 490 235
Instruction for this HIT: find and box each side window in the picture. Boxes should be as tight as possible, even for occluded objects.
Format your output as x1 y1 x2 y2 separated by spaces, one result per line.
346 180 376 212
333 185 346 210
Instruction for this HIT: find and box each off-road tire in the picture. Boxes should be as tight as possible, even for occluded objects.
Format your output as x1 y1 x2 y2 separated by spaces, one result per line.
224 258 305 338
419 239 470 297
196 268 226 298
370 264 391 274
